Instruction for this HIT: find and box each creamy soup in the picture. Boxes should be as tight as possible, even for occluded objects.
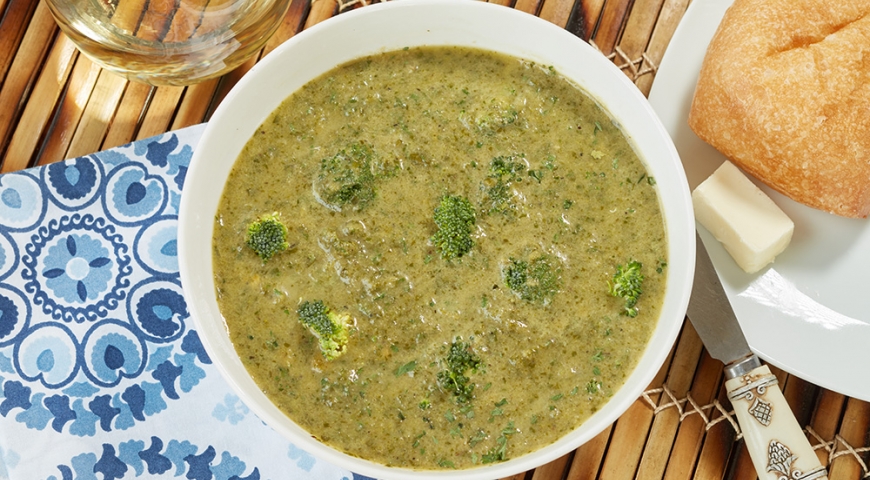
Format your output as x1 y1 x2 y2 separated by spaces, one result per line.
213 46 667 470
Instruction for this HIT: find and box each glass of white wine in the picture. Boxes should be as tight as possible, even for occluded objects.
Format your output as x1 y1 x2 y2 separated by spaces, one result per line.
44 0 292 86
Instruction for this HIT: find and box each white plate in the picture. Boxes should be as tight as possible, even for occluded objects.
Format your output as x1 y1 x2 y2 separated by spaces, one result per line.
648 0 870 401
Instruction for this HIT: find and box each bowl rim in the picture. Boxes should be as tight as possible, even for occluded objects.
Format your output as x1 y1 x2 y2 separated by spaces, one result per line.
178 1 696 478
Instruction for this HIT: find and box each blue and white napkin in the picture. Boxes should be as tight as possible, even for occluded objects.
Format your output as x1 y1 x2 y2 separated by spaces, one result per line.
0 124 363 480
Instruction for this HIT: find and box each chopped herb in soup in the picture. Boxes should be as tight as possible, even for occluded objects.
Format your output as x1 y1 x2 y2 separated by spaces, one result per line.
213 46 667 470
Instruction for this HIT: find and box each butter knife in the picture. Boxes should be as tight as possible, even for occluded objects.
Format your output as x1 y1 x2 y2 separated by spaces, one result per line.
688 233 827 480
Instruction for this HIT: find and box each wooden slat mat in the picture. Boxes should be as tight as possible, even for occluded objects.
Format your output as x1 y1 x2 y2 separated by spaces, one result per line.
1 0 868 478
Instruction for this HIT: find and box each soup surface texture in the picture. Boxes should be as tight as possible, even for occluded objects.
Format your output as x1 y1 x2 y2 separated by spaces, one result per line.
213 46 667 470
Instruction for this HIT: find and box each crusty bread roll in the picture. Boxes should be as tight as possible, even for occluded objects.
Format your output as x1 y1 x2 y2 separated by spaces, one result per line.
688 0 870 218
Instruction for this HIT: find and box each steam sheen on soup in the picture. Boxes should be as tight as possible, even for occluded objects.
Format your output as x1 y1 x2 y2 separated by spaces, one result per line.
213 46 667 470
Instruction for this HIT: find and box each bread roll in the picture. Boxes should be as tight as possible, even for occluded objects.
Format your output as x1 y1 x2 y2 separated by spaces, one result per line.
688 0 870 218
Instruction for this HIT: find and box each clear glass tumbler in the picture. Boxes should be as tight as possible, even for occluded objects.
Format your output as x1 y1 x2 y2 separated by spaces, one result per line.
44 0 292 86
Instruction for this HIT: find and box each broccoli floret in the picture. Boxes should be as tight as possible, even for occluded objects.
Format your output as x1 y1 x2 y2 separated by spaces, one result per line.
245 213 289 261
296 300 350 360
470 101 520 136
436 338 481 404
489 155 526 179
610 260 644 317
431 194 476 259
503 254 561 305
314 142 378 210
482 155 526 215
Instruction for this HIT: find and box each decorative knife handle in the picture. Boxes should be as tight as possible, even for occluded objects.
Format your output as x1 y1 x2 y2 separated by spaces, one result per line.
725 362 827 480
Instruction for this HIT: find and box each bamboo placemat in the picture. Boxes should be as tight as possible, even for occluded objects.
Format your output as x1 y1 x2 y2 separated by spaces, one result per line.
0 0 868 478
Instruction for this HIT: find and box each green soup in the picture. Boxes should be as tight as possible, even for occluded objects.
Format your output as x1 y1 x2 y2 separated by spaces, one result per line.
212 46 667 470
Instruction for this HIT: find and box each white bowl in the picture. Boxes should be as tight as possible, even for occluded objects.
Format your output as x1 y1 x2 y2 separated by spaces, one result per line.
178 1 696 478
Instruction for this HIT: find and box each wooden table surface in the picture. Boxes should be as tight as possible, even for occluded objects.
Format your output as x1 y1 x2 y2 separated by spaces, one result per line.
1 0 869 479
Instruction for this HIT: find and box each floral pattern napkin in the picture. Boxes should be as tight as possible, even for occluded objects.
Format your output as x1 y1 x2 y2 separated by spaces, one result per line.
0 124 361 480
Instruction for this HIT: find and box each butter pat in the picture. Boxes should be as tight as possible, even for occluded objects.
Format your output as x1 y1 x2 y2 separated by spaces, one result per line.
692 161 794 274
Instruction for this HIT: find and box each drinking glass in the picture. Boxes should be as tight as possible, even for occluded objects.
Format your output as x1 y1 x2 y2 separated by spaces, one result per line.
44 0 292 86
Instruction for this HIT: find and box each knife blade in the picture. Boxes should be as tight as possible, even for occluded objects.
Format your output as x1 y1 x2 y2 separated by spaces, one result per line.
688 232 827 480
687 232 753 370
